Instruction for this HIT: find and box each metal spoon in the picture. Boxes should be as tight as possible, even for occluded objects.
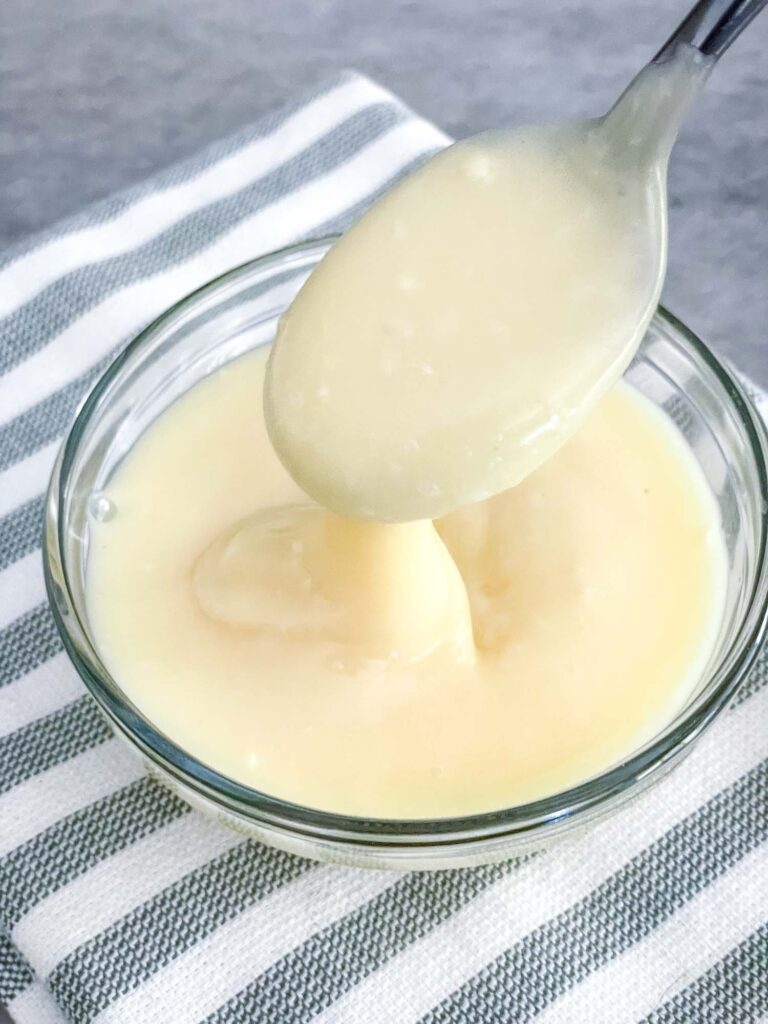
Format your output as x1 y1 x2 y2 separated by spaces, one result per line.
266 0 767 522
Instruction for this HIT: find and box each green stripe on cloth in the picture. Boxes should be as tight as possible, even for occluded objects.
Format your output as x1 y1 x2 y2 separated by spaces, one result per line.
0 697 109 796
0 930 34 1004
0 604 61 689
0 496 45 574
418 759 768 1024
0 777 187 929
0 357 111 475
642 922 768 1024
48 844 313 1024
201 860 521 1024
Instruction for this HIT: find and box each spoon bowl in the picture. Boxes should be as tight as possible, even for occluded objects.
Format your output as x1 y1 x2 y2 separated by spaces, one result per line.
265 1 764 522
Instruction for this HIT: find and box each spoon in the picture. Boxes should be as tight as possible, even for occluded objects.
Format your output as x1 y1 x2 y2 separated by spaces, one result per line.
265 0 766 523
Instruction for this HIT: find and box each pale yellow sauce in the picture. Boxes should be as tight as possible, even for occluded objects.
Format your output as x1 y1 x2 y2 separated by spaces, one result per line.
265 48 709 523
265 131 663 522
88 52 724 818
88 350 725 818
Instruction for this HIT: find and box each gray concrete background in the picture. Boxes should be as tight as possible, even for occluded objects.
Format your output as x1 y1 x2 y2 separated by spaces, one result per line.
0 1 765 1017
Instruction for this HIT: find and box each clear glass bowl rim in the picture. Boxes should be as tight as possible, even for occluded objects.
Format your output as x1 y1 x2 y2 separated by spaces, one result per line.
44 237 768 850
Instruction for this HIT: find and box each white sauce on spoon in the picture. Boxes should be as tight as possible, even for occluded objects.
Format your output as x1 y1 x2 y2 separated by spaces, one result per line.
265 45 710 521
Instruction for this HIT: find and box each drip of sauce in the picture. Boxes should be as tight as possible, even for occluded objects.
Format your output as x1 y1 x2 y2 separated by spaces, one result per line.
194 508 474 662
88 350 725 818
86 47 725 818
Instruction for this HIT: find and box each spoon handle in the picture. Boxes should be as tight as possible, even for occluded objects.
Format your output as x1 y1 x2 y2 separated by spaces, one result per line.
654 0 767 62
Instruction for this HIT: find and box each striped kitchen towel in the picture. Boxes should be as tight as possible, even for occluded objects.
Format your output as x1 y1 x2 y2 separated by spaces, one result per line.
0 71 767 1024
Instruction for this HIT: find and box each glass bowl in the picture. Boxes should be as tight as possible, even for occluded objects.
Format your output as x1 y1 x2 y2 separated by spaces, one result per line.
44 238 768 870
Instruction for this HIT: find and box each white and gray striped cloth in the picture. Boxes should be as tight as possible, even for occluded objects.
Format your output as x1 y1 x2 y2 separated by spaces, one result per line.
0 71 766 1024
